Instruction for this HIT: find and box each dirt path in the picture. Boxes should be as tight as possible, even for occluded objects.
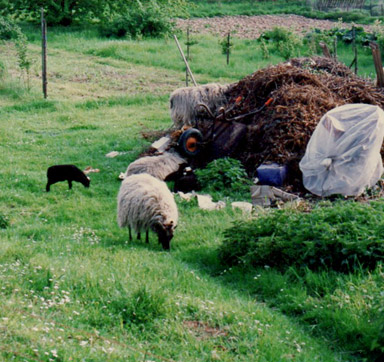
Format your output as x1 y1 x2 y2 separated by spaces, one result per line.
175 14 372 39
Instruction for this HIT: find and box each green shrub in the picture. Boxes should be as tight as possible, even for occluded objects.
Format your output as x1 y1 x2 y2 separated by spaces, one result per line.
2 0 188 26
0 16 31 87
99 3 175 38
219 201 384 272
258 27 303 60
307 25 376 46
195 158 252 198
0 16 15 40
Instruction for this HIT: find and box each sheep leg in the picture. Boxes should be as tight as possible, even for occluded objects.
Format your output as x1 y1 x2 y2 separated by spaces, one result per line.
146 231 149 244
46 178 58 192
137 232 141 240
68 180 72 189
128 226 132 241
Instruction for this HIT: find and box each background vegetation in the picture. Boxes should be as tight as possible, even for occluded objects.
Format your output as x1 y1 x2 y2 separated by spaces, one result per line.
0 0 188 26
0 1 384 361
188 0 384 24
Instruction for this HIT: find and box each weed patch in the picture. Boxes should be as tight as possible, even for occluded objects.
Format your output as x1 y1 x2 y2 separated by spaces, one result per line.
121 287 166 327
195 158 252 200
259 27 303 59
219 201 384 272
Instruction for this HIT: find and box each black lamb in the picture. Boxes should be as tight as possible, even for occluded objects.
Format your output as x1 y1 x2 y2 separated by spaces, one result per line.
46 165 90 192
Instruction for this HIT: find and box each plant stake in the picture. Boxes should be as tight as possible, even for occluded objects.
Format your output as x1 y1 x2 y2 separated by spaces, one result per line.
174 34 197 87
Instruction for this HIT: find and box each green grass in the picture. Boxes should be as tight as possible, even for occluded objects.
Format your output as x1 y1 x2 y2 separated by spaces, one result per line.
0 23 383 361
19 25 379 83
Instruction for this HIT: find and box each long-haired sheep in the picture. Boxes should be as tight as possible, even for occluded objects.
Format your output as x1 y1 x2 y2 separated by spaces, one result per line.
125 152 186 181
170 83 232 129
117 173 178 250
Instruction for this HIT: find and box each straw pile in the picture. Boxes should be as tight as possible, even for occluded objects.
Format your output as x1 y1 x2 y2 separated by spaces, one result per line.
222 56 384 191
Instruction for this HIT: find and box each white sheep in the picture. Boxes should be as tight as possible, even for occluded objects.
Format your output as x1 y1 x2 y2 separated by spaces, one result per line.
169 83 231 129
117 173 178 250
125 151 186 181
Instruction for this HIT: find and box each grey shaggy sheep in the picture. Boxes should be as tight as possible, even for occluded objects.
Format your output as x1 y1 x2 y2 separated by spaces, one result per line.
117 173 178 250
125 152 186 181
169 83 231 129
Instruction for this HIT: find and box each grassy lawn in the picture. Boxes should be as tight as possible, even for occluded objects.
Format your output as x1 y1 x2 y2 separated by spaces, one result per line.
0 23 383 361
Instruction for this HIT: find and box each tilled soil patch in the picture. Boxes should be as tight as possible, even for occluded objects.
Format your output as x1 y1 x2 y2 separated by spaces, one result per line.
175 14 372 39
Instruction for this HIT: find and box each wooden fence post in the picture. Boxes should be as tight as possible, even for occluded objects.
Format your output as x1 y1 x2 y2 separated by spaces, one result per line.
370 42 384 87
41 8 47 98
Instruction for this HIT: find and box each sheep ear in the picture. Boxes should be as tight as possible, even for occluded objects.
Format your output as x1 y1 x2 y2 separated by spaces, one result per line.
164 221 175 230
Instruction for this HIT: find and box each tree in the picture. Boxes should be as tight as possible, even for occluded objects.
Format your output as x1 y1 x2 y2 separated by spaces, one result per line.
1 0 188 26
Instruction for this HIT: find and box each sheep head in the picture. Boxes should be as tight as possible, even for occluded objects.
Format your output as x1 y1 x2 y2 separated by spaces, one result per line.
153 220 176 251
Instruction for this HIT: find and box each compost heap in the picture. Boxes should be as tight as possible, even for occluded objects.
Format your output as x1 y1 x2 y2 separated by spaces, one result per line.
220 56 384 192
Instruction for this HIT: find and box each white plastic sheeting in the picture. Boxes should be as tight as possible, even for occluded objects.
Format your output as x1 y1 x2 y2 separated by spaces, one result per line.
299 104 384 197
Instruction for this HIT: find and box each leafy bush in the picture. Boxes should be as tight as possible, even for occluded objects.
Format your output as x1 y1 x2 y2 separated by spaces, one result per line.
2 0 188 26
0 15 15 40
99 3 175 38
258 27 303 59
305 24 376 52
0 16 31 87
1 0 107 25
195 158 252 198
219 201 384 272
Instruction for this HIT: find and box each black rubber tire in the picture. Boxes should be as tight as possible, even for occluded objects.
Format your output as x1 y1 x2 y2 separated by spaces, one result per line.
178 128 203 157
